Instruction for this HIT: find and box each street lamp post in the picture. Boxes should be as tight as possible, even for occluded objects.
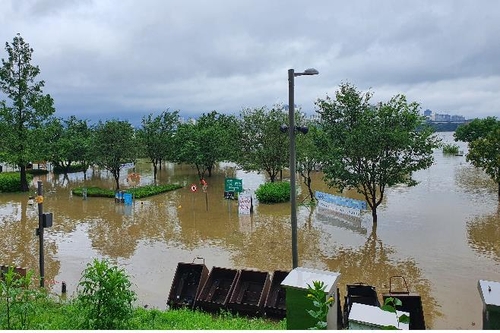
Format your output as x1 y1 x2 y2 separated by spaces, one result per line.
288 68 318 268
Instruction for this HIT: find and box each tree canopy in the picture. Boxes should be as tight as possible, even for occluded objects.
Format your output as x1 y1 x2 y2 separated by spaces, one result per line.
173 111 238 180
137 110 179 182
316 82 440 223
93 119 136 190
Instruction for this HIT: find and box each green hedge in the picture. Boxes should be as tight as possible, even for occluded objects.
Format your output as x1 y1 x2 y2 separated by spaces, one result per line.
0 172 34 193
255 181 290 204
72 184 183 199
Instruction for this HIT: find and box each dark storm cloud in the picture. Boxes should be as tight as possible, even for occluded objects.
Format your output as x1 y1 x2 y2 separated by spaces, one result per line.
1 0 499 123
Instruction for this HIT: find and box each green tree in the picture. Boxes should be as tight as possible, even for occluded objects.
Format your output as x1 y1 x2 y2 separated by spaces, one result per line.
44 116 94 178
93 119 136 190
454 117 498 143
137 110 179 182
316 83 439 224
296 120 324 202
237 105 289 182
455 117 500 200
174 111 238 180
0 33 55 191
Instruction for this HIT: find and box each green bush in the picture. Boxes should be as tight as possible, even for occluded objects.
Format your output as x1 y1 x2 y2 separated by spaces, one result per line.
74 259 136 330
0 172 33 193
442 143 459 155
255 181 290 204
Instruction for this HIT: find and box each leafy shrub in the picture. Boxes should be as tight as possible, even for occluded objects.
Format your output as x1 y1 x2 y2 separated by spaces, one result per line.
0 172 33 192
255 181 290 203
0 268 46 329
442 143 459 155
74 259 136 330
306 280 334 330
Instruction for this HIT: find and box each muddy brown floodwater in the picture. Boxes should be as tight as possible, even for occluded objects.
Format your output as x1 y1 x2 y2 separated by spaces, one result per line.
0 132 499 329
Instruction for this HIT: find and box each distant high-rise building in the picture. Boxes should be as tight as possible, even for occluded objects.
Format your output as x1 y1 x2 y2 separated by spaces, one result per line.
424 109 432 117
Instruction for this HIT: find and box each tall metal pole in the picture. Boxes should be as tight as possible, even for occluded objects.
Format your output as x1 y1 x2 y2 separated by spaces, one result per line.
288 68 299 269
37 180 45 288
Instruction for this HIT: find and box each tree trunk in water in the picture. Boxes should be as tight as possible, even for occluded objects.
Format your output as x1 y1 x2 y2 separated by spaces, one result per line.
153 163 158 182
307 176 314 201
20 165 29 192
114 172 120 190
371 207 378 224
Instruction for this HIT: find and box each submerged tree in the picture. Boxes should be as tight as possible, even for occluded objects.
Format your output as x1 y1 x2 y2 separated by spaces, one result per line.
44 116 94 178
93 119 136 190
316 82 440 224
296 120 324 202
174 111 238 180
0 33 55 191
455 117 500 200
137 110 179 182
237 105 289 182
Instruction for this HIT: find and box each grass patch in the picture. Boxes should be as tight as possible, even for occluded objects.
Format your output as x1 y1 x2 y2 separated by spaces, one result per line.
71 183 183 199
129 307 286 330
0 297 285 330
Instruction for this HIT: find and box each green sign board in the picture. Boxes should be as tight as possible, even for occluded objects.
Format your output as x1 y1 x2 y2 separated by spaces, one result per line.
225 178 243 192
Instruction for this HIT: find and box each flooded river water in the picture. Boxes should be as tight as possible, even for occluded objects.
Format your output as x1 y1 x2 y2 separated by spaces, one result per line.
0 132 499 329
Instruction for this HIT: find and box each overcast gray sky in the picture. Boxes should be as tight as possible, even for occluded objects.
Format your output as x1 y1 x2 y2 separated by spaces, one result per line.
1 0 499 125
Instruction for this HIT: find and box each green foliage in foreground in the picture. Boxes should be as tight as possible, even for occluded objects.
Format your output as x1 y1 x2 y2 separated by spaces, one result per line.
0 264 285 330
74 259 136 329
255 181 290 203
72 183 183 199
0 172 33 193
0 290 285 330
129 307 286 330
442 143 460 155
306 280 334 330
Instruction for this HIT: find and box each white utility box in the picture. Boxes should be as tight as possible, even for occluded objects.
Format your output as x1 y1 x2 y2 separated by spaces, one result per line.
348 302 409 330
281 267 341 330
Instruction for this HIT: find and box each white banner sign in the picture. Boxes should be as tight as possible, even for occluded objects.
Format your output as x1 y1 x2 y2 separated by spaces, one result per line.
238 194 252 215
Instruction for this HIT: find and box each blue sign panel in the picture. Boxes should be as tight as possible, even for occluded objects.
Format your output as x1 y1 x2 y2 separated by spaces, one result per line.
315 191 367 210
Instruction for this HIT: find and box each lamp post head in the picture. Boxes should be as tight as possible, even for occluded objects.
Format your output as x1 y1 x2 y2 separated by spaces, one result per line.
294 68 319 77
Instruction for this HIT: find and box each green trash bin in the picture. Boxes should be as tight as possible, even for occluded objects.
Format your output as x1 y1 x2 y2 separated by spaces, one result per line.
281 267 340 330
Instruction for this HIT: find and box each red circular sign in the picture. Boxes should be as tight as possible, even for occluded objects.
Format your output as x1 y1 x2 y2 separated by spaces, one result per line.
190 184 197 192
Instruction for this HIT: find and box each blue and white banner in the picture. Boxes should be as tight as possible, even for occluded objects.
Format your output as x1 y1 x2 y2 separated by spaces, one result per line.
317 199 361 217
315 191 367 210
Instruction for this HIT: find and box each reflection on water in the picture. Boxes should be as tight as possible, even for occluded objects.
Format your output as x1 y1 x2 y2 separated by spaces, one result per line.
316 224 441 328
467 207 500 263
0 133 499 329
